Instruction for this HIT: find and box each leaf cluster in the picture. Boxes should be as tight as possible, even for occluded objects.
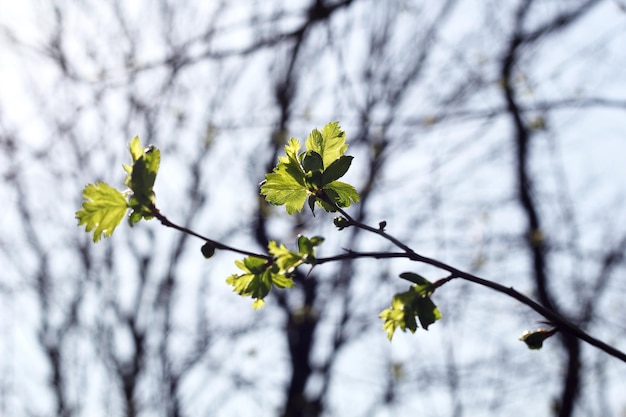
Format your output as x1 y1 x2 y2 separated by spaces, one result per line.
380 273 442 340
124 136 161 225
260 122 359 214
76 136 160 242
226 235 324 308
73 122 626 359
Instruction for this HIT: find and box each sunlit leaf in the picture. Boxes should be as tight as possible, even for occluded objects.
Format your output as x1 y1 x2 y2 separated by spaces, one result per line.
261 122 359 215
269 241 303 273
123 136 161 224
226 254 294 308
380 275 442 340
280 138 306 185
297 235 324 259
261 139 310 214
261 165 309 214
76 182 128 242
305 121 348 169
323 181 359 208
129 145 160 202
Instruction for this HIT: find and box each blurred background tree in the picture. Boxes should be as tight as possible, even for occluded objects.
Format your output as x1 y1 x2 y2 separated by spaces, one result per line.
1 1 626 416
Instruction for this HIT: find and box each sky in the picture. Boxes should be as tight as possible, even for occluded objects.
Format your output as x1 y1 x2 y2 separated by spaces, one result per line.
1 1 626 416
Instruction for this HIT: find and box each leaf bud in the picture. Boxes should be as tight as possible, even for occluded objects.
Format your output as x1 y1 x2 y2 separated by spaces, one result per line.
519 327 557 350
333 216 350 230
201 242 217 259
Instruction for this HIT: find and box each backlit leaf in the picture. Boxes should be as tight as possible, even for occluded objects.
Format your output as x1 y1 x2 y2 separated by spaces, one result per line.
226 254 294 308
322 155 353 185
76 182 128 242
323 181 359 208
305 121 348 169
380 275 442 340
261 165 309 214
261 122 359 215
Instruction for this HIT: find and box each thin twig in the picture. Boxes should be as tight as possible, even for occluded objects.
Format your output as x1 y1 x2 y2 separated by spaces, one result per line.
149 205 271 260
329 206 626 363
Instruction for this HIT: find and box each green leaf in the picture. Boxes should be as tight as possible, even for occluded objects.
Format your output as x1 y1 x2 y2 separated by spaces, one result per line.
305 121 348 169
226 255 294 308
399 272 431 286
123 136 161 224
261 139 309 214
127 195 154 226
414 295 441 330
304 169 323 190
271 272 295 289
261 123 359 215
380 297 415 340
267 236 323 276
297 235 324 259
226 257 272 297
302 150 324 172
124 136 152 187
129 145 160 202
261 165 309 214
280 138 306 186
128 136 143 161
268 241 303 274
322 155 353 185
76 182 128 242
380 277 442 340
323 181 360 208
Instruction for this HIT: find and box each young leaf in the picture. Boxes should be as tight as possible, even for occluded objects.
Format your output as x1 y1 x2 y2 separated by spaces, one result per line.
323 181 360 208
226 257 273 304
302 150 324 172
304 170 323 190
414 295 441 330
261 139 309 214
322 155 353 185
261 123 359 215
269 241 303 274
127 196 154 226
128 135 144 161
305 121 348 169
124 136 159 190
129 145 160 203
380 277 442 340
123 136 161 225
261 163 309 214
76 182 128 242
380 297 414 340
226 255 294 308
297 235 324 259
280 138 306 185
399 272 431 286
